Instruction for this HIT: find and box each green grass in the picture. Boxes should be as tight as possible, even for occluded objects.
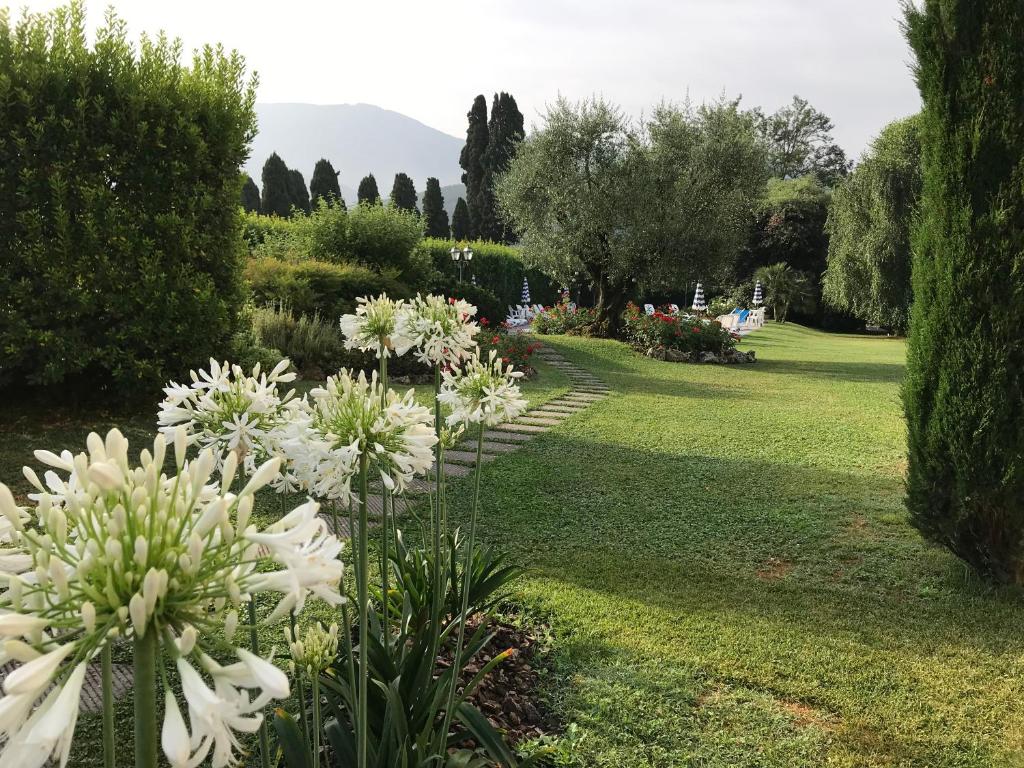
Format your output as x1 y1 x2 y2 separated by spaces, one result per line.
5 328 1024 766
436 323 1024 767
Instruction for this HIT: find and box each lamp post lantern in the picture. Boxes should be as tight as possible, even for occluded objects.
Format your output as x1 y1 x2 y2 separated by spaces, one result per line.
450 245 473 283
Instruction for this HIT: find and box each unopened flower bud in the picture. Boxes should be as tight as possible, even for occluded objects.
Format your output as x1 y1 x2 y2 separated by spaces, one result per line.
129 593 148 636
81 602 96 634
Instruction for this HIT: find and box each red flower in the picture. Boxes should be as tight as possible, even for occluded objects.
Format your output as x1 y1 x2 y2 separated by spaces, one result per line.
692 327 700 333
448 297 456 305
501 356 510 363
480 317 490 327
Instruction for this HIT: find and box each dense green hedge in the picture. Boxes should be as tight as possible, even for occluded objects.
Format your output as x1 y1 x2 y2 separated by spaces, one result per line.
421 238 559 311
903 0 1024 582
0 5 255 394
245 258 409 320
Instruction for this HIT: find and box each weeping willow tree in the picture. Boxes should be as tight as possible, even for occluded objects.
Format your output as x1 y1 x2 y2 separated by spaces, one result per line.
903 0 1024 582
822 116 921 332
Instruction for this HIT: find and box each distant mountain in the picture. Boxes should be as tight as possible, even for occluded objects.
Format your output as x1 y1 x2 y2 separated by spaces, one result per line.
244 103 465 204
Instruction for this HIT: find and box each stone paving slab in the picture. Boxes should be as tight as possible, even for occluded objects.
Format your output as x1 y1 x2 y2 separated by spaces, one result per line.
445 450 496 466
545 401 590 411
494 422 550 434
525 410 572 420
539 404 587 413
562 393 606 401
482 429 535 443
471 440 521 453
517 416 564 426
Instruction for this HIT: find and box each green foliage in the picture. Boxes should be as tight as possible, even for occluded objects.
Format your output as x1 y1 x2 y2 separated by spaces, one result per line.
0 2 255 393
451 197 471 240
288 168 311 215
753 95 851 186
418 238 558 311
477 328 542 370
422 177 450 238
389 172 419 214
241 210 295 249
479 92 525 242
344 203 424 277
244 257 404 320
261 152 293 217
459 95 489 238
753 262 816 323
621 303 738 355
310 158 343 208
823 116 921 332
246 303 347 377
497 96 767 335
357 174 381 205
902 0 1024 583
241 174 260 213
532 303 599 335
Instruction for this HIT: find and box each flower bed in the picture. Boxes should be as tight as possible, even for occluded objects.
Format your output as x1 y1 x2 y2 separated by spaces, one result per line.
621 303 755 364
479 321 542 376
532 302 599 335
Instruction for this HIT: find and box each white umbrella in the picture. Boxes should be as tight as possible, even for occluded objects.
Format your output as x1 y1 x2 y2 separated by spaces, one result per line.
752 281 763 307
521 277 531 304
691 282 707 311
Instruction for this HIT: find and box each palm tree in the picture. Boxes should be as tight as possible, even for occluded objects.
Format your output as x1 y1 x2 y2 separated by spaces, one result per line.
754 262 816 323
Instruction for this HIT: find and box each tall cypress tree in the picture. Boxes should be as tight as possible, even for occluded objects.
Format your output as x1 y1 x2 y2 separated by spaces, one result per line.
357 174 381 205
459 95 489 238
240 174 260 213
390 172 419 214
260 152 292 217
902 0 1024 582
451 197 470 240
310 158 342 207
422 177 449 238
479 92 525 242
287 169 311 215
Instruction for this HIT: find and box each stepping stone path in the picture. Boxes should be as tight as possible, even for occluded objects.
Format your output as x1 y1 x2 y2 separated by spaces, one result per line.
0 347 608 715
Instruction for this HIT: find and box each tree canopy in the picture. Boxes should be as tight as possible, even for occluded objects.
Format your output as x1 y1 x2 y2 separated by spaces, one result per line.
496 96 768 334
389 172 419 214
310 158 343 208
260 152 292 217
451 197 470 240
357 174 381 206
287 168 310 215
823 116 921 331
754 96 851 186
240 175 260 213
422 177 449 238
459 95 489 238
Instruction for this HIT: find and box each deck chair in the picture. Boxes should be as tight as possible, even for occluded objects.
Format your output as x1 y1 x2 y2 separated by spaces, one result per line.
644 303 656 315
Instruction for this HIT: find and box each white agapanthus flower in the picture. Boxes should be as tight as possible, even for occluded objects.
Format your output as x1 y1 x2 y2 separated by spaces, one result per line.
157 358 301 489
0 427 345 768
338 293 414 359
284 370 438 500
285 621 339 678
395 294 480 366
438 348 528 428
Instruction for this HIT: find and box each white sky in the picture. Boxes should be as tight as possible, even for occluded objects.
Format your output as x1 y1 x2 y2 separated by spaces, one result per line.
12 0 920 159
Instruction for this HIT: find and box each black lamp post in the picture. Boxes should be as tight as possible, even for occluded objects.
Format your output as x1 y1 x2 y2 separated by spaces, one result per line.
449 245 473 283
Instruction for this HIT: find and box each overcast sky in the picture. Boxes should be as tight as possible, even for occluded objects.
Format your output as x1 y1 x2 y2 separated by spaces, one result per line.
14 0 920 159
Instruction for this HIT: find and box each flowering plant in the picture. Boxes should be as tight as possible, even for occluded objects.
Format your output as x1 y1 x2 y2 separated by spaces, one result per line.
478 329 542 372
338 293 414 360
394 294 479 366
532 302 598 335
439 349 528 428
622 302 737 356
157 358 300 485
0 427 344 768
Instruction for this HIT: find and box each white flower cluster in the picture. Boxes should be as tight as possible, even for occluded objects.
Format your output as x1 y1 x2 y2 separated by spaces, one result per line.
157 358 301 490
395 294 480 366
285 621 339 677
282 370 438 501
438 349 528 428
0 427 344 768
338 293 414 359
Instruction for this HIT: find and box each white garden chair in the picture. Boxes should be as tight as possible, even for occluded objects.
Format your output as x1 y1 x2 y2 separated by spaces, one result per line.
668 303 680 314
644 304 656 315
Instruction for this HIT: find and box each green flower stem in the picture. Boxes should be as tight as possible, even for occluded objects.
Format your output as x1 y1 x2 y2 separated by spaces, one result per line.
312 676 322 768
357 453 370 768
102 644 115 768
249 598 271 768
290 611 311 749
441 422 486 743
379 354 391 642
133 628 158 768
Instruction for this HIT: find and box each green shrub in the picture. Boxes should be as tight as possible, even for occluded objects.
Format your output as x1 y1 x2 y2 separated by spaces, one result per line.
248 304 347 377
902 0 1024 582
245 257 407 321
478 327 542 371
621 303 737 355
419 238 559 309
0 4 255 394
241 211 296 249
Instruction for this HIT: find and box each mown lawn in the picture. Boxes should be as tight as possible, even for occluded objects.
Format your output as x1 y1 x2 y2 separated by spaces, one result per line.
440 323 1024 767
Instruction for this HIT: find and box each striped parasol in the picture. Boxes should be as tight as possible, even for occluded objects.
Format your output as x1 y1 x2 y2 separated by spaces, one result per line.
752 281 763 307
521 277 531 304
691 282 707 311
